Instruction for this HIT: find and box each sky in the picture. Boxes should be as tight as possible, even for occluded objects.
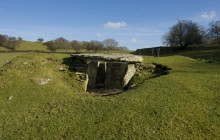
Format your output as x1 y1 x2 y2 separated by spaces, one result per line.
0 0 220 50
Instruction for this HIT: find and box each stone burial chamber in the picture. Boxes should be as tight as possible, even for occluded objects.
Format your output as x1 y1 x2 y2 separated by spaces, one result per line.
71 53 143 93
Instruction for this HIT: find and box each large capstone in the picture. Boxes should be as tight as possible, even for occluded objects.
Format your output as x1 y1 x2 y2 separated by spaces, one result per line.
71 53 143 63
71 53 143 93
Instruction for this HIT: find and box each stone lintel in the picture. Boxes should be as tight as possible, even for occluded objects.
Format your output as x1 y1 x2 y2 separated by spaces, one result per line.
71 53 143 63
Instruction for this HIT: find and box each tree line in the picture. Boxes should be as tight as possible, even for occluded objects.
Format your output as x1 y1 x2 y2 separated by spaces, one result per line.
0 34 22 50
43 38 128 52
2 19 219 51
163 20 220 48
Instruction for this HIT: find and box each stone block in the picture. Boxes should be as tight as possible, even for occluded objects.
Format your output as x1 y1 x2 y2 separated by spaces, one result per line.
87 61 98 89
123 64 136 87
104 62 127 89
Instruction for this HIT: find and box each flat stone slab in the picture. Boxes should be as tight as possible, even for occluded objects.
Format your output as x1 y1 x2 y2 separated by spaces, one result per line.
71 53 143 63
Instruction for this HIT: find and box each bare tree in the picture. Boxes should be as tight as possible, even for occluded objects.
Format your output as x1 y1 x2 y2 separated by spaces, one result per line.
43 41 56 52
117 46 129 51
54 37 70 53
163 20 203 48
70 40 82 52
89 40 103 53
102 38 118 53
0 35 20 50
5 37 20 50
0 34 7 46
208 20 220 45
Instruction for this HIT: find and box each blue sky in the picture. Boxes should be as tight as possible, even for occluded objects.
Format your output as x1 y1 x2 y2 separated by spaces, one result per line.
0 0 220 50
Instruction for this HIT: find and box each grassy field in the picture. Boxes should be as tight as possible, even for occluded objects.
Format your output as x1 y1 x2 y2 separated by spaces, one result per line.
0 46 9 51
0 53 24 66
17 40 47 51
0 41 47 52
0 51 220 139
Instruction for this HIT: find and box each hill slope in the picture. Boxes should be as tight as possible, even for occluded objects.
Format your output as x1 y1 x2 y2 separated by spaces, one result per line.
0 40 47 52
17 40 47 51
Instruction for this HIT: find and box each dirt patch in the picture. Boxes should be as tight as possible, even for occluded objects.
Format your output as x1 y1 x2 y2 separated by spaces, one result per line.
32 78 52 85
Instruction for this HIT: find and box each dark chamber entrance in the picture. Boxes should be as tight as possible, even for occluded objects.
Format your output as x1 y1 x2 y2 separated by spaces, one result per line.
95 62 106 88
87 61 129 91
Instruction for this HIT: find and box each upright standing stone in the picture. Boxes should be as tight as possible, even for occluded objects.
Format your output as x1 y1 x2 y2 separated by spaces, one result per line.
105 62 127 89
87 61 98 89
123 64 136 87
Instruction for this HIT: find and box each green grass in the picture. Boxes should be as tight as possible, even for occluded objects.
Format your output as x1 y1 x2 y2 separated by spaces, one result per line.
0 53 24 66
135 47 220 63
0 46 9 51
17 40 47 51
0 41 47 51
0 52 220 139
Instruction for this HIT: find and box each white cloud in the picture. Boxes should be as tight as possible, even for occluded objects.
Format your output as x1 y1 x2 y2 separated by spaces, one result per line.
131 38 138 43
200 11 217 21
104 21 127 29
96 33 102 37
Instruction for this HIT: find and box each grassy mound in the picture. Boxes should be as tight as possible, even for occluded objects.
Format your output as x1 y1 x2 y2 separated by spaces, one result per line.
0 53 220 139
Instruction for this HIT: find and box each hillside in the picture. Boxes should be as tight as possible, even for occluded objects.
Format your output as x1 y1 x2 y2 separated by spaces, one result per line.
0 51 220 139
0 40 47 52
0 46 9 51
17 40 47 51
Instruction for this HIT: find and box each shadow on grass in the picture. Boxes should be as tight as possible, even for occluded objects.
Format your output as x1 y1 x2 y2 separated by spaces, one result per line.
62 56 87 73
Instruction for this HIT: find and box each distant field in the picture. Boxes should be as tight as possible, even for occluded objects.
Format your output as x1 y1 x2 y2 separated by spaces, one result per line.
17 40 47 51
0 41 47 52
1 40 132 54
0 51 219 139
